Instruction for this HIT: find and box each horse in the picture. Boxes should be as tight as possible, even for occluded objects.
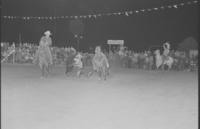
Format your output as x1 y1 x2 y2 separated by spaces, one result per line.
34 46 53 78
88 47 110 80
154 50 174 71
34 39 53 78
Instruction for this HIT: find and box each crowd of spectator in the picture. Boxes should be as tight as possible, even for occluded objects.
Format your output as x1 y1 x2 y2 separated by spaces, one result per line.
1 42 198 71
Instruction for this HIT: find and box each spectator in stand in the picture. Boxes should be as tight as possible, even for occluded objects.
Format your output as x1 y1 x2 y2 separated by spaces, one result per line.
65 48 76 75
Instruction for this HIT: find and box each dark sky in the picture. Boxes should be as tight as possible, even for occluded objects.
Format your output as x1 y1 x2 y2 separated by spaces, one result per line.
1 0 199 51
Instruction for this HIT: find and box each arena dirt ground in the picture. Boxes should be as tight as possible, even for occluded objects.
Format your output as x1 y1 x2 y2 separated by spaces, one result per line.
1 64 198 129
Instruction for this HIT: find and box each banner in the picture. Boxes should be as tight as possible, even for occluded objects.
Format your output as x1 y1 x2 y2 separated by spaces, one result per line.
107 40 124 45
1 0 198 20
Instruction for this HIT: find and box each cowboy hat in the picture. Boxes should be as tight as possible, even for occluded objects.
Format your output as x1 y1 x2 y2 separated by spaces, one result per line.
44 30 52 36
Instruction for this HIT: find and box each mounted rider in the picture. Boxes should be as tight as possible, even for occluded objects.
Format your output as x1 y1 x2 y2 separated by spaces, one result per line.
92 46 109 80
34 30 53 78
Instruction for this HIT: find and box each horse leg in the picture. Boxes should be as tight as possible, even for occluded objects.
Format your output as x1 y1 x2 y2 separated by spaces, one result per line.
103 67 107 80
40 64 45 78
77 69 81 78
156 65 160 71
156 61 162 71
65 63 69 74
155 63 158 71
107 67 110 76
44 65 48 77
98 69 102 80
46 64 50 74
88 70 94 77
101 68 105 80
49 62 52 73
165 64 169 71
39 62 44 78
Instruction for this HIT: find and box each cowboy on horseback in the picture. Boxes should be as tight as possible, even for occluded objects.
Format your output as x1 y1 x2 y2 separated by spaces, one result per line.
90 46 109 80
34 30 53 78
154 42 174 70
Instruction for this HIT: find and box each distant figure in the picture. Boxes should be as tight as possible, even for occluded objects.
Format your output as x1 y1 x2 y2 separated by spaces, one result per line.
34 30 53 78
73 52 83 77
118 45 125 57
163 42 170 60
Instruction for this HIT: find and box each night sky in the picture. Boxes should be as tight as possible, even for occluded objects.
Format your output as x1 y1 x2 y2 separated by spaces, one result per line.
1 0 199 51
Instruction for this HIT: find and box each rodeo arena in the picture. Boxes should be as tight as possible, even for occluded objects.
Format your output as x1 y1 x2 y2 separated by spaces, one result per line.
1 0 199 129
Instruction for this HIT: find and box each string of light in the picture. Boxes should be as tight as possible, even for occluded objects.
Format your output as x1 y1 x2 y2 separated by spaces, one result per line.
1 0 199 20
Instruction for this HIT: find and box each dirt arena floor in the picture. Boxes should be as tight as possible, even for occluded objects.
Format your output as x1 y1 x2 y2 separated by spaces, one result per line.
1 64 198 129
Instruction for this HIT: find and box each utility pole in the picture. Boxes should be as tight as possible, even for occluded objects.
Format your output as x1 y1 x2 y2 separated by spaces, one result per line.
53 8 57 46
19 33 22 44
75 35 83 52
